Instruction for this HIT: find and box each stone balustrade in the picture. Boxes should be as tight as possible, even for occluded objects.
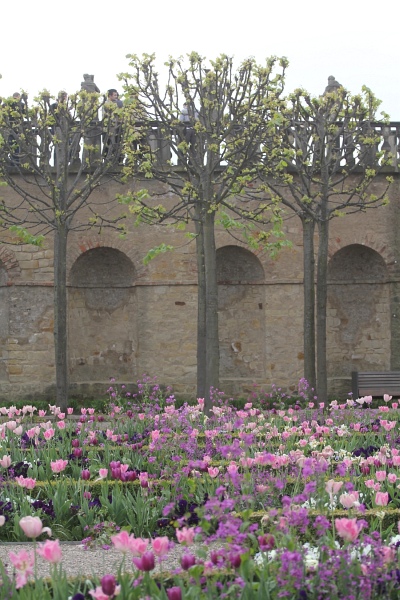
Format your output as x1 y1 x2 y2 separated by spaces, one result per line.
5 121 400 172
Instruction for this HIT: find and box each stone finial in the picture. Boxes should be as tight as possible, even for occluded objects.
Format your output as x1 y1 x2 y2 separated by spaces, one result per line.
324 75 342 94
81 74 100 93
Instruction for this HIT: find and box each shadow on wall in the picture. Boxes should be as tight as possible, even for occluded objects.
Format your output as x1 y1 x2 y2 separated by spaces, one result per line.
327 244 389 382
68 247 137 382
217 246 265 381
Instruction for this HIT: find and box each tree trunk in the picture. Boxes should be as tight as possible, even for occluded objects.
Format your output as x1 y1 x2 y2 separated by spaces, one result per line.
203 208 219 412
316 217 329 402
302 216 316 391
195 205 206 399
53 224 69 412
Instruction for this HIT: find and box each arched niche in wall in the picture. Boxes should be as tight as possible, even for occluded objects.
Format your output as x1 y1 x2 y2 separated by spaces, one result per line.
217 245 265 381
327 244 389 379
68 247 137 382
0 262 9 380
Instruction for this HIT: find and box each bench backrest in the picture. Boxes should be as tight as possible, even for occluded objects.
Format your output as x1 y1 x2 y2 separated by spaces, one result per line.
352 371 400 398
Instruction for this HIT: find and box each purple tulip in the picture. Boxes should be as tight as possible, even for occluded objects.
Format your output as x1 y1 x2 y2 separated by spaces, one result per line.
101 574 117 596
167 587 182 600
111 468 121 480
180 553 196 570
132 551 155 572
229 553 242 568
81 469 90 480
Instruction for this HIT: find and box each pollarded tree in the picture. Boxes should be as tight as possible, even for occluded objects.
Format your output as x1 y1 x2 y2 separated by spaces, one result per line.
0 88 133 410
119 53 289 410
261 78 392 400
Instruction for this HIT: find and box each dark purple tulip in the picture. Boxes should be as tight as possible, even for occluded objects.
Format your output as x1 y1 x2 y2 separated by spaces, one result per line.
180 553 196 570
109 461 121 470
133 551 155 572
229 553 242 568
125 471 137 482
73 448 83 458
71 439 80 448
360 464 370 475
258 533 275 551
210 550 223 565
101 574 117 596
111 468 121 480
81 469 90 480
167 587 182 600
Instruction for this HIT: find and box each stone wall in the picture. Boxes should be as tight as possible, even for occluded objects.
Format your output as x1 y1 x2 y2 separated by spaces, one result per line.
0 174 399 402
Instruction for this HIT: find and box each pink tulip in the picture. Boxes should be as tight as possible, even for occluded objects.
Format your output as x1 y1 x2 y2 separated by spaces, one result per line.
130 537 149 556
375 491 389 506
89 586 110 600
50 459 68 474
13 426 23 435
381 546 396 564
335 518 360 542
15 476 36 490
57 421 66 430
176 526 195 545
388 473 397 484
19 516 51 539
384 394 392 403
0 455 11 468
151 430 160 442
67 407 74 414
325 480 343 495
99 468 108 479
0 515 5 526
37 539 62 563
227 463 239 476
43 428 55 440
375 470 387 482
111 530 137 554
207 466 220 478
392 403 398 409
339 493 359 509
152 536 169 556
39 410 47 417
9 549 34 589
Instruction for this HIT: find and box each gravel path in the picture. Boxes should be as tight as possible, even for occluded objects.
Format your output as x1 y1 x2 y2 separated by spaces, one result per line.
0 541 194 579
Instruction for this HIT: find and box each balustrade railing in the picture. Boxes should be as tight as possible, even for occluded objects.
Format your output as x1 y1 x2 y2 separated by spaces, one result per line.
4 121 400 173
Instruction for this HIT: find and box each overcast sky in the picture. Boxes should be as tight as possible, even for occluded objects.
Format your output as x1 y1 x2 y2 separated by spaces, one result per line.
1 0 399 120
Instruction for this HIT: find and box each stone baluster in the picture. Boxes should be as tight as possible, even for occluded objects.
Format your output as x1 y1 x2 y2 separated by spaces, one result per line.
155 124 172 166
343 130 356 169
80 75 102 169
381 125 399 172
359 122 379 167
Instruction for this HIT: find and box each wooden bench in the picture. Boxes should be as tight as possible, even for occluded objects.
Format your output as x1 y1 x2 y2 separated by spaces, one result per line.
352 371 400 399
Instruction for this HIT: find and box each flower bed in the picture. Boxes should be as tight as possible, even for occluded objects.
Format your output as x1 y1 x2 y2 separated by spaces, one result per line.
1 379 400 597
